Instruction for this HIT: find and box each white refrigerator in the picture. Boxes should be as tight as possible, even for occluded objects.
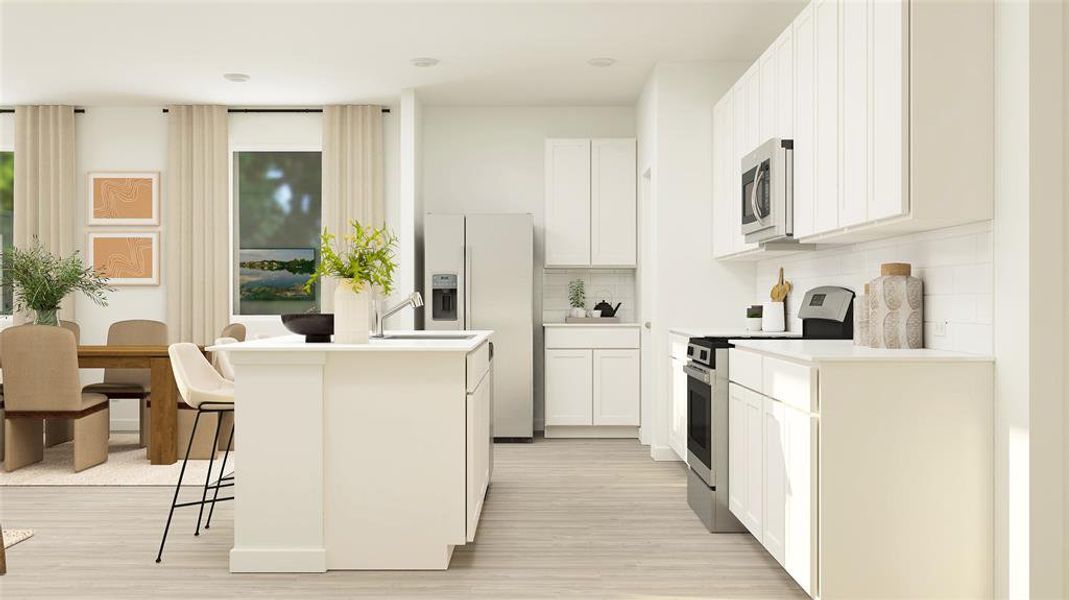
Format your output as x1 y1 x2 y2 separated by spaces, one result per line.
424 213 534 440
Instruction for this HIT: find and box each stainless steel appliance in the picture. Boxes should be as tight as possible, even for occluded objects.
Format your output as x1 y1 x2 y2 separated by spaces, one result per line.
686 286 855 532
424 213 534 441
741 138 794 244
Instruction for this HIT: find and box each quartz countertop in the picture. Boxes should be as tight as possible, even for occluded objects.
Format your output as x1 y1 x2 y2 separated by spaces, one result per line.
543 322 641 328
669 327 803 339
208 330 493 353
729 339 994 363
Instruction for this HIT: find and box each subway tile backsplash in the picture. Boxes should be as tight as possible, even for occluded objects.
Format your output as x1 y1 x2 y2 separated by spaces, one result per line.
542 269 636 324
754 222 993 354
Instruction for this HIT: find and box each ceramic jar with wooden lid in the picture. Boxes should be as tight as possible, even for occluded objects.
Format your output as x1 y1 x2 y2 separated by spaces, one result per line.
869 262 923 349
854 283 871 346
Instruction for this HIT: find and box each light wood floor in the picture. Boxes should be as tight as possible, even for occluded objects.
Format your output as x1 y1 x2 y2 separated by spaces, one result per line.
0 438 806 599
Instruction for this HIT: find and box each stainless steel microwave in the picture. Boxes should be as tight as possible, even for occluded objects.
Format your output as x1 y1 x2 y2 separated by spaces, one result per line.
741 138 793 244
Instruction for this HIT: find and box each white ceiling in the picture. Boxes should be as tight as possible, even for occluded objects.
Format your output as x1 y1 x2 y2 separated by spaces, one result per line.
0 1 806 107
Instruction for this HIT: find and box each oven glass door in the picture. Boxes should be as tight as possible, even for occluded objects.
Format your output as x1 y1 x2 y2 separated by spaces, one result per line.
686 370 713 474
741 159 771 234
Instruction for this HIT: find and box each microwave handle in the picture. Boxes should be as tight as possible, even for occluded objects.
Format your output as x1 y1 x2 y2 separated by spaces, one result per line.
751 165 766 222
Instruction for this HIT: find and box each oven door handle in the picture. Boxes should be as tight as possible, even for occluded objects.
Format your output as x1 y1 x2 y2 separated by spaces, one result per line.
751 164 766 224
683 364 712 384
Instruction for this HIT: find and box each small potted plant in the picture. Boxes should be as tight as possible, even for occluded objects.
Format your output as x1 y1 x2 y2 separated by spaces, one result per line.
2 239 112 325
746 305 763 331
306 220 398 344
568 279 586 319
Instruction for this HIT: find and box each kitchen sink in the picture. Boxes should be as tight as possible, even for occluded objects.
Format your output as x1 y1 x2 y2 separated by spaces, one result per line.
379 333 477 340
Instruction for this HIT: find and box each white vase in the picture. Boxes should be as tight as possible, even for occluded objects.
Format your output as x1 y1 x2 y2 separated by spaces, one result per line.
569 307 585 318
333 279 371 344
746 317 763 332
762 301 786 332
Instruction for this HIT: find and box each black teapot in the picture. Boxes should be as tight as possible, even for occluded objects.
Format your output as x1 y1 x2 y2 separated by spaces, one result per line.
593 300 622 318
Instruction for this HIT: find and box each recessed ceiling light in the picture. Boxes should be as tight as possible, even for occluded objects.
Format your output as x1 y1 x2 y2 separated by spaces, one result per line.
411 57 440 68
223 73 250 83
587 57 617 68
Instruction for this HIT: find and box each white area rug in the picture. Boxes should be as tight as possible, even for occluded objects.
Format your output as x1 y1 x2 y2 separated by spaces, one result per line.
3 529 34 549
0 434 234 486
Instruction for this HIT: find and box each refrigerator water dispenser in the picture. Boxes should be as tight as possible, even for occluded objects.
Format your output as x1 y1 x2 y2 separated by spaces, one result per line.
431 273 458 321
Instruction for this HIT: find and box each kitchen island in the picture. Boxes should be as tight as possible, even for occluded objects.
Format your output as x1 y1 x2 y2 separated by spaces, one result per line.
210 330 494 572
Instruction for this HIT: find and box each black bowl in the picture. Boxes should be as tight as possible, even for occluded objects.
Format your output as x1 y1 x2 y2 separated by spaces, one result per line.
281 313 335 343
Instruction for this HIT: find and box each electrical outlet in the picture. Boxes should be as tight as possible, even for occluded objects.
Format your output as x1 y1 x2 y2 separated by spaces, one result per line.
932 321 947 337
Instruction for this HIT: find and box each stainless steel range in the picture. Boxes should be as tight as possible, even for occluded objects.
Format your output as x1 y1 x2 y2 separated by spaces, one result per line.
685 286 856 533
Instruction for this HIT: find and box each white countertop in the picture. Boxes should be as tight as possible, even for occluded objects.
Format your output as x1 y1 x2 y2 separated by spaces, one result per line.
543 322 641 328
209 330 493 353
669 326 803 339
729 339 994 363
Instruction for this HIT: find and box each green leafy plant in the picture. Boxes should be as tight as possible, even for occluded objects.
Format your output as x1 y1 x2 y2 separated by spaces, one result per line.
746 305 763 319
306 220 398 296
2 239 113 324
568 279 586 309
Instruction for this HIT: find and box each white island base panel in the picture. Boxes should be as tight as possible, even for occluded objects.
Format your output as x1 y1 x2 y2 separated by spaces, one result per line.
221 333 492 572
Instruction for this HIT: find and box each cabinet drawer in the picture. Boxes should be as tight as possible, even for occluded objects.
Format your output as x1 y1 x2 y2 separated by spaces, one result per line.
729 348 763 393
466 340 491 393
544 327 639 349
762 356 817 413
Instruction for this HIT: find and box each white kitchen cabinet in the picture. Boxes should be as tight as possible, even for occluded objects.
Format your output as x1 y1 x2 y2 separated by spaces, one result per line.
544 139 591 266
812 0 839 236
792 2 816 239
544 348 593 426
466 367 492 542
728 383 764 537
544 325 641 437
762 395 787 566
773 28 795 140
711 94 735 259
545 138 636 268
591 139 637 266
728 342 993 598
592 349 640 426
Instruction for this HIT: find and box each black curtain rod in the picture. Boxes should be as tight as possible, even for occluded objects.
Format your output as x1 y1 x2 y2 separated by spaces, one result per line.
160 108 390 114
0 108 86 114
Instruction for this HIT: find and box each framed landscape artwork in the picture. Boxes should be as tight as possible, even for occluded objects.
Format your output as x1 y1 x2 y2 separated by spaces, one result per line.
88 231 160 286
237 248 318 315
87 171 160 226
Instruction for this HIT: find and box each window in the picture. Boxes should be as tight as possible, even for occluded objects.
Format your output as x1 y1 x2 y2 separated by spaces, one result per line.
0 151 12 315
233 151 322 315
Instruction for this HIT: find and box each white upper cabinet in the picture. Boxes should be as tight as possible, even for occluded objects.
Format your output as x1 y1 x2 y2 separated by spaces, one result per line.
792 2 816 239
591 139 637 266
714 0 992 254
545 138 636 268
545 139 591 266
712 95 735 258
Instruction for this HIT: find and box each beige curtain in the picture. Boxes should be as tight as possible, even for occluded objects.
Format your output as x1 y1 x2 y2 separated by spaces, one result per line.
321 105 384 309
13 106 77 323
165 106 229 344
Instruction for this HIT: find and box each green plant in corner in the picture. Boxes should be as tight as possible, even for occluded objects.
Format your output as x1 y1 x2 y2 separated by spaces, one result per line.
306 220 399 296
2 239 113 325
746 305 763 319
568 279 586 310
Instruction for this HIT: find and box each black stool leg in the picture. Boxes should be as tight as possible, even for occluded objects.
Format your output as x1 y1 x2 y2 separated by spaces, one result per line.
205 416 234 530
194 411 224 536
156 408 202 563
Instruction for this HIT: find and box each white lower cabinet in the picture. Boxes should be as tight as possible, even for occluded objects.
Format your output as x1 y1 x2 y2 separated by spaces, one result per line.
762 396 787 565
668 333 689 461
465 369 492 542
544 349 594 426
544 326 640 436
728 383 764 537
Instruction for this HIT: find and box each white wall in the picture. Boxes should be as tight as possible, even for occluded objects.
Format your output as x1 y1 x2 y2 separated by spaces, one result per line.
637 61 754 459
398 90 423 329
754 222 993 354
421 105 635 430
72 107 169 430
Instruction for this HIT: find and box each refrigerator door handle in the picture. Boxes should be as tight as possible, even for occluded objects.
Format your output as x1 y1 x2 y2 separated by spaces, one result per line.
464 244 472 330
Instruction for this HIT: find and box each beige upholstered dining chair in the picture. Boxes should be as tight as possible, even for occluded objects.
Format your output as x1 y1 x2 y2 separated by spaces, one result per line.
219 323 247 342
82 319 167 448
2 325 109 472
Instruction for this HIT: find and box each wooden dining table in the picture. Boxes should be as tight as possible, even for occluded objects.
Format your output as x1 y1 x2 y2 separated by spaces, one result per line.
77 345 179 465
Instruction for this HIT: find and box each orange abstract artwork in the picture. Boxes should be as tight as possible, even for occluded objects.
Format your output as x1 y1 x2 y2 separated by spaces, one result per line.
92 236 156 282
92 177 154 220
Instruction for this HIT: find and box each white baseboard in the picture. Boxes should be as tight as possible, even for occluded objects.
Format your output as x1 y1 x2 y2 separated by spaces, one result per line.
543 425 638 439
650 445 683 462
